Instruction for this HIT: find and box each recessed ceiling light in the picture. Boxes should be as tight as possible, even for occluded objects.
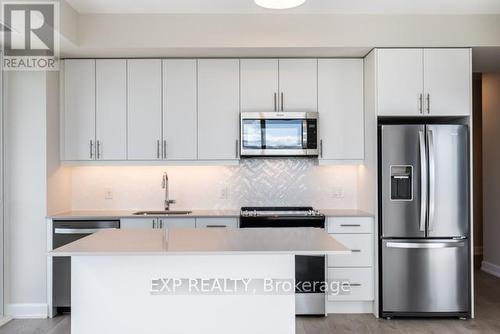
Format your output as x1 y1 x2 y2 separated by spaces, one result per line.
254 0 306 10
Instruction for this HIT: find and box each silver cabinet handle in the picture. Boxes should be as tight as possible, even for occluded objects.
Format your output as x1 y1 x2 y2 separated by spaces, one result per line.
427 129 436 231
426 94 431 113
163 140 167 159
320 139 323 158
349 283 362 287
152 220 156 229
280 92 284 111
96 140 101 160
274 93 277 111
340 224 361 227
386 241 465 249
418 93 423 114
89 140 94 159
419 131 427 233
235 139 239 158
156 140 160 159
206 225 227 228
351 249 361 253
54 228 116 234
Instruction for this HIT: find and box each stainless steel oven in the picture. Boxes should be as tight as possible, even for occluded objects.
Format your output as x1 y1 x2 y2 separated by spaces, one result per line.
240 112 319 157
240 207 326 315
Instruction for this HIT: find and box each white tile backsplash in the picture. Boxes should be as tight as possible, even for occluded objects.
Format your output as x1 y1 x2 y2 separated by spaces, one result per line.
70 159 359 210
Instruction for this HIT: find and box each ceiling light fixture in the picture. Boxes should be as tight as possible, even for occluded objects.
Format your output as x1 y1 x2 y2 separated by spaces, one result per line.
254 0 306 10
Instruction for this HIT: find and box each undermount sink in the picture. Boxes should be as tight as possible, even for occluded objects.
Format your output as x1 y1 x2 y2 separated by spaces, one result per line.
133 210 192 216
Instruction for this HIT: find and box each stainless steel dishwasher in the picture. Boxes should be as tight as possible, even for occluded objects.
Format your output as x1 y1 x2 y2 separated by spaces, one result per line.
52 220 120 312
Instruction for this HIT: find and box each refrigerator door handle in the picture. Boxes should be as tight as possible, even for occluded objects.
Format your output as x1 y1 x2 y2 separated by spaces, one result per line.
418 131 427 232
386 241 466 249
427 129 436 231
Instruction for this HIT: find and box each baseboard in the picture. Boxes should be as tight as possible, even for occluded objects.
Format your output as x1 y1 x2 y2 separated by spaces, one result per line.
327 301 373 314
5 303 48 319
0 316 13 327
481 261 500 278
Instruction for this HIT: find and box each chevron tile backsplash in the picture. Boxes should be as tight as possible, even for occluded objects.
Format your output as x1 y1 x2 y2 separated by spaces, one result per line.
70 159 359 210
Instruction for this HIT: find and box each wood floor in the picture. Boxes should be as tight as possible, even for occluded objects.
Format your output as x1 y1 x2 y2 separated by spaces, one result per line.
1 270 498 334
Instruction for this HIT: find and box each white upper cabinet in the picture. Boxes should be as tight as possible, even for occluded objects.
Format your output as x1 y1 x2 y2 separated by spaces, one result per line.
278 59 318 111
318 59 364 161
127 59 162 160
62 59 96 161
423 49 471 116
197 59 240 160
240 59 279 112
162 59 198 160
376 48 471 116
377 49 424 116
96 59 127 160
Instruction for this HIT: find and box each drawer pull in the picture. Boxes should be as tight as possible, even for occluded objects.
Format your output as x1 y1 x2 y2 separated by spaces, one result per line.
349 283 362 287
206 225 227 228
351 249 361 253
340 224 361 227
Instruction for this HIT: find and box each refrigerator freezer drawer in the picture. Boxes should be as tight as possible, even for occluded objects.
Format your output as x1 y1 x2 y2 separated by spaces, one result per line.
327 268 374 301
382 239 470 314
327 234 374 267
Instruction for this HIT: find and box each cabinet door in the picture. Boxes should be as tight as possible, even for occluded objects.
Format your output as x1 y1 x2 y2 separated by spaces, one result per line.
240 59 279 112
62 59 95 160
318 59 364 160
377 49 424 116
120 218 156 229
163 59 198 160
278 59 317 111
127 59 162 160
96 59 127 160
423 49 471 116
159 218 196 229
197 59 240 160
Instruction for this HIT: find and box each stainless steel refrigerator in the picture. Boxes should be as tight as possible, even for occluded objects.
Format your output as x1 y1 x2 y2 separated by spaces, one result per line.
379 124 470 318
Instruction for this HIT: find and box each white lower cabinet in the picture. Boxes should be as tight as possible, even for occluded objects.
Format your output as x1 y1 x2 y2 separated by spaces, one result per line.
328 234 373 267
120 218 195 229
327 268 374 302
326 216 375 313
195 218 238 228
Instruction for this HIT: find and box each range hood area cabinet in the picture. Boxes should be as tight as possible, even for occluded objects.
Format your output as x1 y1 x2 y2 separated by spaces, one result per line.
240 59 318 112
376 48 471 117
61 57 364 164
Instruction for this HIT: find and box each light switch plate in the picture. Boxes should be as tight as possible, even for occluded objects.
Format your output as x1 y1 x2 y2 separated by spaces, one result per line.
104 188 113 200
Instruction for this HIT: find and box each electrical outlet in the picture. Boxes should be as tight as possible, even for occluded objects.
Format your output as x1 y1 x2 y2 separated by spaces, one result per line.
104 188 113 200
220 187 230 200
331 187 344 199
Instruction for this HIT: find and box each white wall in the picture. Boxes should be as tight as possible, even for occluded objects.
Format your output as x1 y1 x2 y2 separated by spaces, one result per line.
70 161 359 211
4 72 48 317
482 73 500 276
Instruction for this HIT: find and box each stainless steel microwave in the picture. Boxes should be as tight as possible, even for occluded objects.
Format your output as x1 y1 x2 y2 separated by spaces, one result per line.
240 112 319 157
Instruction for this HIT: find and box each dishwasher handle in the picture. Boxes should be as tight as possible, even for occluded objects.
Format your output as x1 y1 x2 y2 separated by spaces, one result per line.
54 228 117 235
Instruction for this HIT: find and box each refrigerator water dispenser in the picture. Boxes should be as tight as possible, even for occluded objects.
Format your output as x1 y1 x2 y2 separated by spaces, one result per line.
390 166 412 201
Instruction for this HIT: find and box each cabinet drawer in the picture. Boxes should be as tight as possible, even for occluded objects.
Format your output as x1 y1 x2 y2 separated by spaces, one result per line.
328 234 373 267
327 268 374 301
327 217 374 234
159 218 195 229
195 218 238 228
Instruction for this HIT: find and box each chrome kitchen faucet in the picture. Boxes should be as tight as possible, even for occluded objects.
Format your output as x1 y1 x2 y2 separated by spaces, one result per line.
162 172 176 211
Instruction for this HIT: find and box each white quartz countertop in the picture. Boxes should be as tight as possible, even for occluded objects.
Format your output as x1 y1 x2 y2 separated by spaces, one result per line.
47 209 372 219
50 228 350 256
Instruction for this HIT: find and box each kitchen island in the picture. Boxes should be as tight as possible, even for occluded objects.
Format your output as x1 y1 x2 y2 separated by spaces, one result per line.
51 228 349 334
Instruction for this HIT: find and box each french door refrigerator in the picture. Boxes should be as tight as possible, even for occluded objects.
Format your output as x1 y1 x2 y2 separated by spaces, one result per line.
379 124 470 318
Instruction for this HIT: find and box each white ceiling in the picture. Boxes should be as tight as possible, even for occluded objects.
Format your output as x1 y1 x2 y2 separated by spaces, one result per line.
66 0 500 14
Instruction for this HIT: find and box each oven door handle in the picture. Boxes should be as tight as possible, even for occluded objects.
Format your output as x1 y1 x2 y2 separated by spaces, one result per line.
54 228 117 235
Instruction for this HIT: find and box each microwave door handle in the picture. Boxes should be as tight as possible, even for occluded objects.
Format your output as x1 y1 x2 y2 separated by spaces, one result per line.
419 131 427 233
302 120 308 149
